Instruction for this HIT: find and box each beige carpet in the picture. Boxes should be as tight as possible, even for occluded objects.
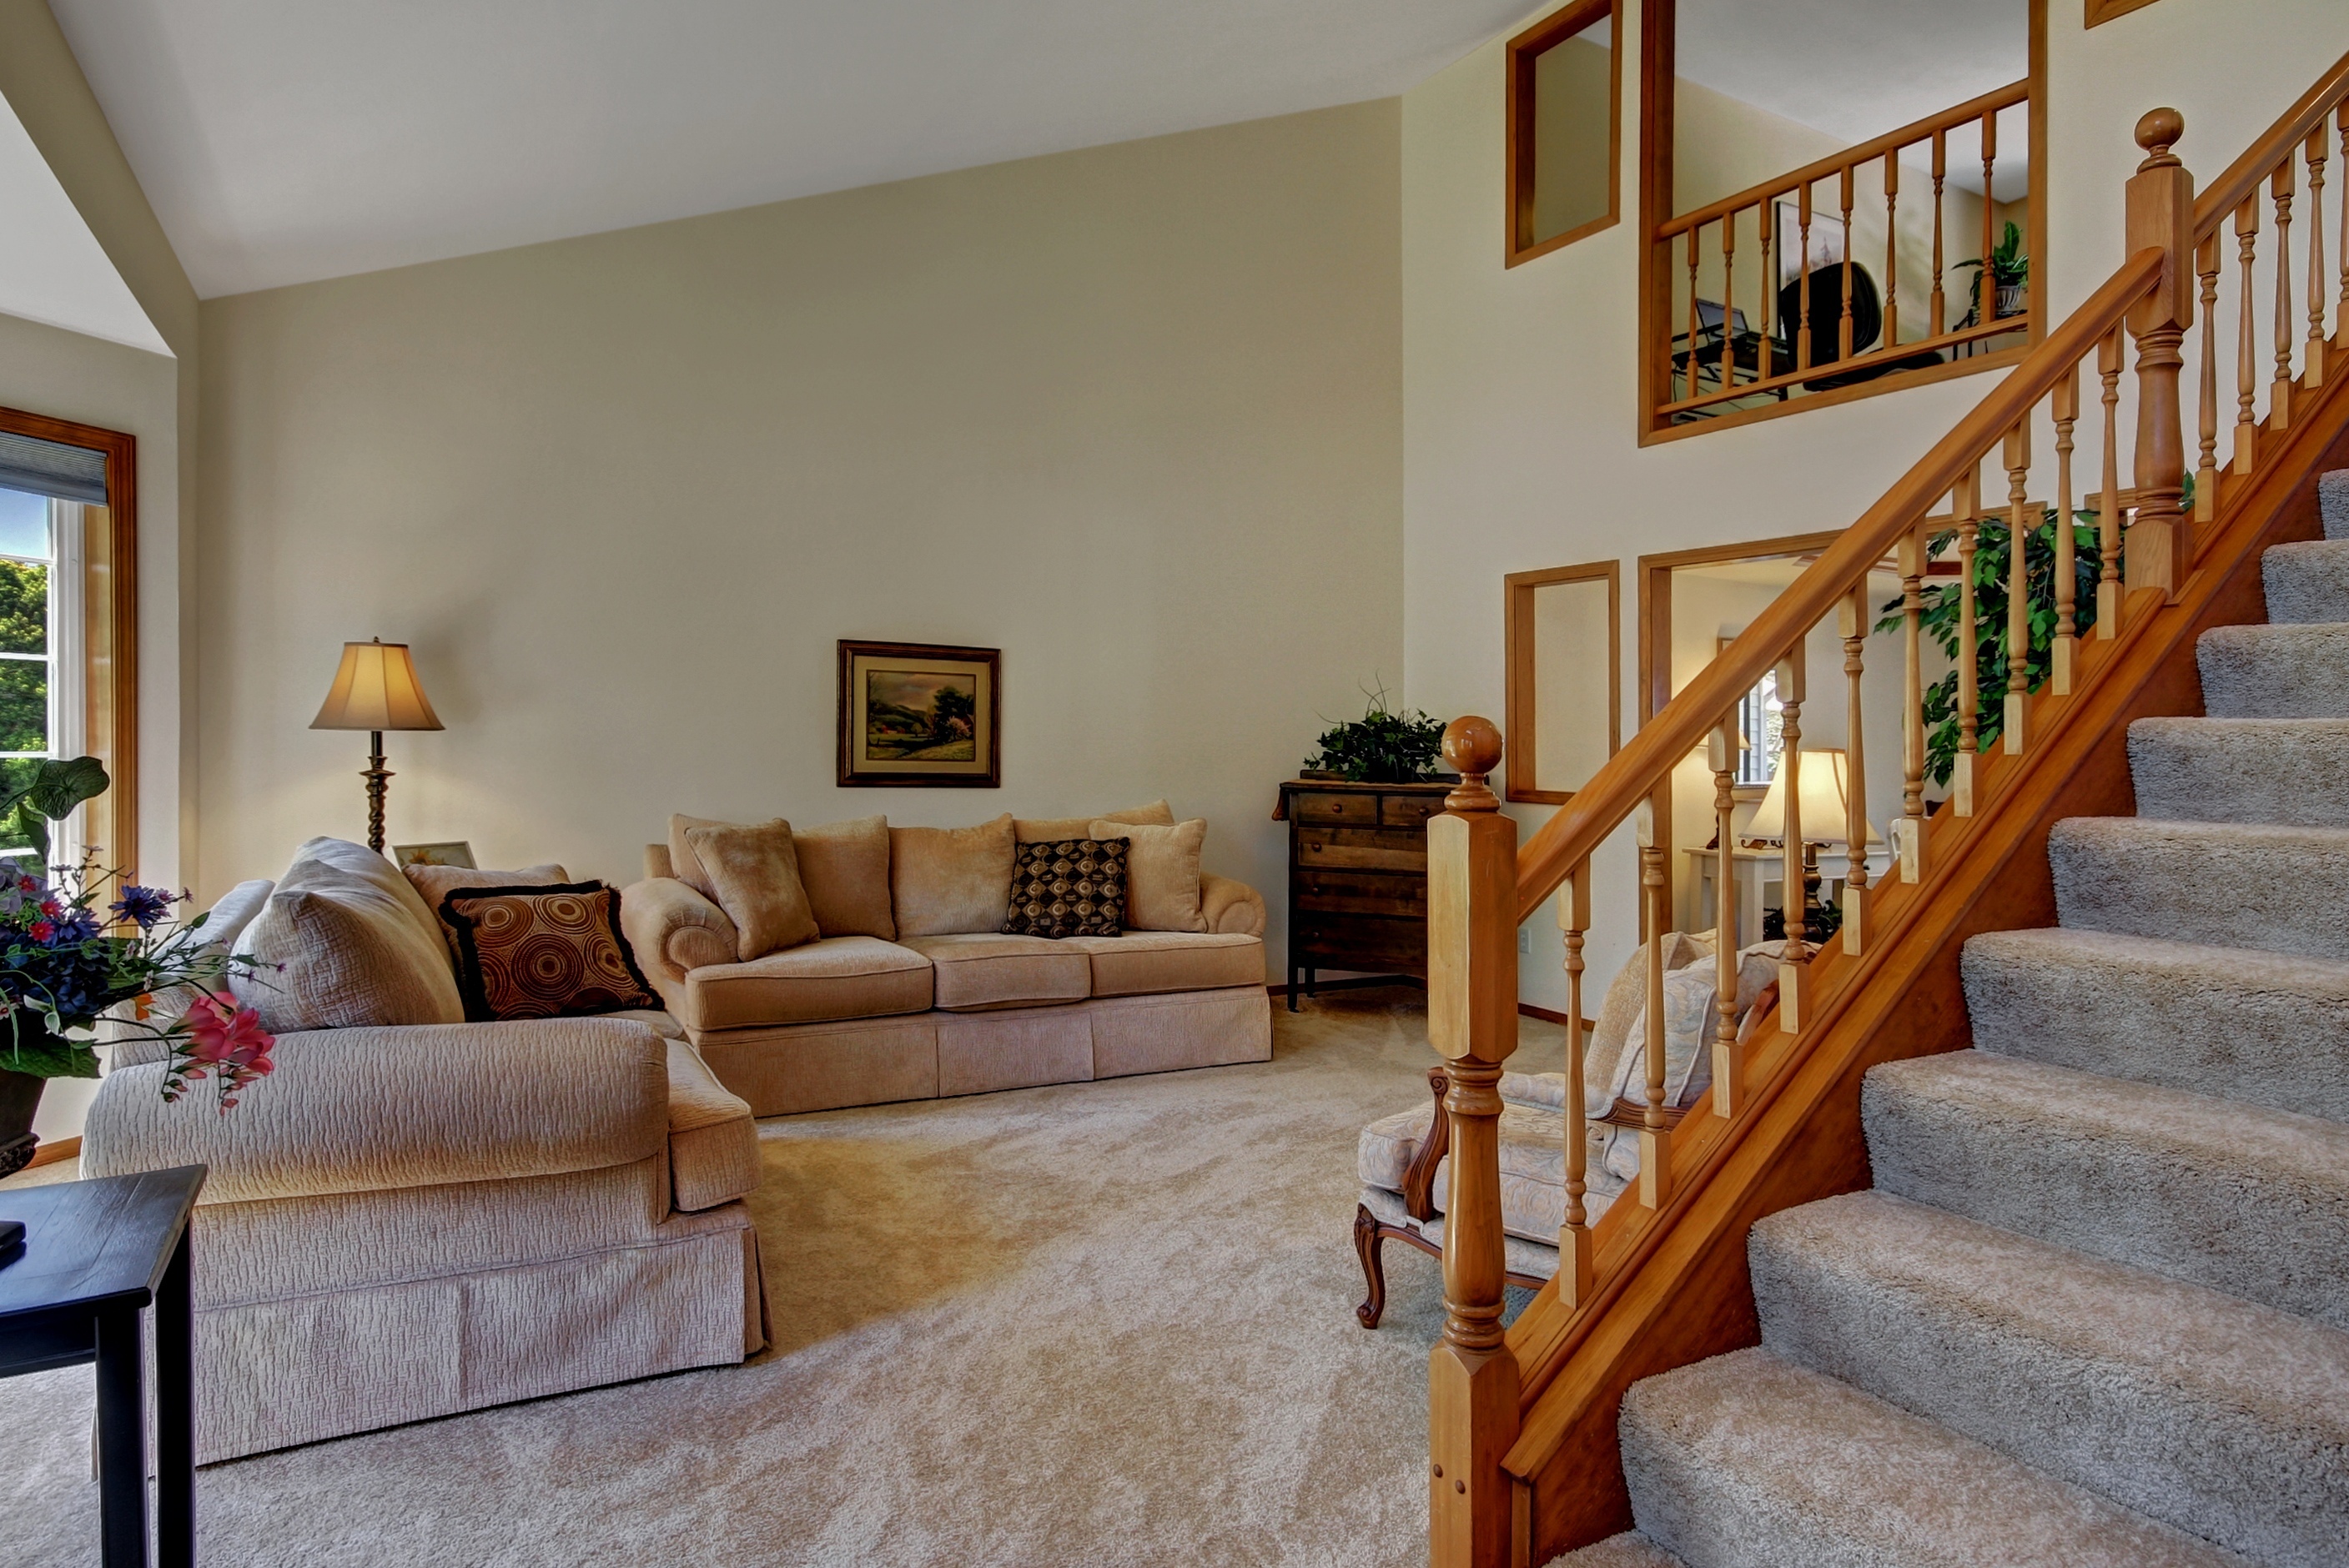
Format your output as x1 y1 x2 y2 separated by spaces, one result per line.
0 988 1560 1567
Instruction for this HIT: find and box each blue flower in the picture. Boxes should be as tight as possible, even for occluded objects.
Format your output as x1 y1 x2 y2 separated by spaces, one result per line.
110 885 173 931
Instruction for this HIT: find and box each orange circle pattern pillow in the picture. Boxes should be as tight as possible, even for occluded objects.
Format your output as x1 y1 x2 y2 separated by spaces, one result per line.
437 882 660 1023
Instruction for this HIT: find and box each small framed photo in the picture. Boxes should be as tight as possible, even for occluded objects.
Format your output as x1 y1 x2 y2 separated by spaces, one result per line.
837 641 1001 788
394 841 476 869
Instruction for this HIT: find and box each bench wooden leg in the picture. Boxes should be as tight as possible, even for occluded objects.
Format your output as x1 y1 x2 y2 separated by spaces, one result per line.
1353 1204 1388 1329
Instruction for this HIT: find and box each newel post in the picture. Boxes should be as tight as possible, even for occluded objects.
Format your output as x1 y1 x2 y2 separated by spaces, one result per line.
1426 716 1520 1568
2126 108 2196 597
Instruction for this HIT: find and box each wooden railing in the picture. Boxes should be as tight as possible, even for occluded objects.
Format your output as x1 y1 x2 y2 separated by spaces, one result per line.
1427 48 2349 1566
1653 82 2034 428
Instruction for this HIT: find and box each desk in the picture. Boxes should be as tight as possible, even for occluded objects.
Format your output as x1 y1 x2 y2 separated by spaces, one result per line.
0 1164 206 1567
1683 845 1889 947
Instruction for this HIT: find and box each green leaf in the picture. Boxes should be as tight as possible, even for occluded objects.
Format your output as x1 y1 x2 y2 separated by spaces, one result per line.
0 1027 98 1078
21 756 108 821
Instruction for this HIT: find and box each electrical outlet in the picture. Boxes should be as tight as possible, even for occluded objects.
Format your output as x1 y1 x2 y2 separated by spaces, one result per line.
1518 927 1531 953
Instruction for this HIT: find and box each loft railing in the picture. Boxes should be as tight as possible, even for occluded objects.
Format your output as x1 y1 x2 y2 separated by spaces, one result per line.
1652 82 2035 430
1427 47 2349 1567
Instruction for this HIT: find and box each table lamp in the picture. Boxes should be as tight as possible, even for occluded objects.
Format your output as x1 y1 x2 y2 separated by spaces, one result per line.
1746 747 1880 932
310 638 443 853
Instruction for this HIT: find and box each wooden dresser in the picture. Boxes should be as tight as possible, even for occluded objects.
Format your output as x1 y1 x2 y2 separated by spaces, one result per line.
1270 778 1451 1010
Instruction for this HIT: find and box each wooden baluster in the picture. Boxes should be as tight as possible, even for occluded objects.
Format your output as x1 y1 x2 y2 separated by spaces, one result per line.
2196 233 2221 528
2236 195 2261 474
2272 149 2296 430
1758 193 1774 384
1884 153 1900 349
2129 109 2196 599
1707 725 1741 1116
1555 858 1592 1309
1930 131 1949 336
2053 364 2080 693
1798 184 1815 372
1838 165 1857 361
1775 645 1810 1033
1838 585 1871 957
1898 520 1927 882
1635 797 1672 1209
2338 103 2349 339
2003 417 2032 756
1954 464 1981 816
2098 326 2125 634
1721 211 1738 389
1686 229 1702 402
1981 108 1999 322
2307 128 2329 387
1425 717 1518 1568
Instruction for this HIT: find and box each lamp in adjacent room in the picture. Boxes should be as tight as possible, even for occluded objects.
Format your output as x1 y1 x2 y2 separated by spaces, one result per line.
310 638 444 854
1746 747 1880 935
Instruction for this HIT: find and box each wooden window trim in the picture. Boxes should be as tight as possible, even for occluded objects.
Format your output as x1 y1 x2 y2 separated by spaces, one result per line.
1504 559 1622 804
1633 0 2050 444
1506 0 1624 268
0 405 136 881
2085 0 2162 27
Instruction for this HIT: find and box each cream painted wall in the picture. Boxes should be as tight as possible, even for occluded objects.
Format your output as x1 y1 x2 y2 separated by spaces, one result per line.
195 103 1404 976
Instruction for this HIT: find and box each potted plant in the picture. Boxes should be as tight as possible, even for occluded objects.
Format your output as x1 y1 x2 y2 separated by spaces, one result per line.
0 757 275 1177
1304 686 1450 783
1959 221 2030 322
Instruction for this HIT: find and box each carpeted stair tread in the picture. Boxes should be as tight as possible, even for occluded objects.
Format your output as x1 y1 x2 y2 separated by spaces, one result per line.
1617 1347 2249 1568
1547 1531 1686 1567
2262 540 2349 623
1960 928 2349 1118
1750 1191 2349 1567
2321 468 2349 540
2196 621 2349 718
1864 1050 2349 1328
2127 716 2349 824
2047 816 2349 959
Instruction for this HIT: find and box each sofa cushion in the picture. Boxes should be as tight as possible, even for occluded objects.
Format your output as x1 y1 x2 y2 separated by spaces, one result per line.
665 1039 762 1212
899 933 1091 1012
666 814 731 902
889 814 1016 937
1089 818 1208 932
792 815 895 940
230 837 466 1032
684 820 820 960
1360 1097 1627 1247
440 883 661 1023
405 862 569 959
1013 800 1174 843
680 935 933 1033
1063 932 1264 997
1001 837 1127 939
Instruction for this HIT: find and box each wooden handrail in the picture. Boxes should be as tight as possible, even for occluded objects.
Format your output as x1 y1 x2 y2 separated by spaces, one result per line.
2193 46 2349 239
1657 80 2028 241
1515 245 2165 921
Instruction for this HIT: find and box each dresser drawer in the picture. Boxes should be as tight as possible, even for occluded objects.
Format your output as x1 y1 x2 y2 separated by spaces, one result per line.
1292 792 1382 826
1294 916 1427 968
1381 794 1446 827
1295 827 1426 872
1296 869 1428 919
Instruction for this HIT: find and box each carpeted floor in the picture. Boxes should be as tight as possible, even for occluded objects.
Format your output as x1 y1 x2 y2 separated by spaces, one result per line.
0 987 1558 1567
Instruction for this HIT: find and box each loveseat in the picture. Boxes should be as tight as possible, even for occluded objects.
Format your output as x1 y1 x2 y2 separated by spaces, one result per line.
82 838 767 1462
621 803 1273 1116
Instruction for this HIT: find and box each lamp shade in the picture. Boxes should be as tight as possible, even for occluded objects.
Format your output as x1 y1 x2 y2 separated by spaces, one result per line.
309 639 444 732
1746 747 1880 847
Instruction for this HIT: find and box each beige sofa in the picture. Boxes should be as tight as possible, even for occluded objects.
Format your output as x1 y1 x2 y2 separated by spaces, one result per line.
622 808 1274 1117
82 842 767 1463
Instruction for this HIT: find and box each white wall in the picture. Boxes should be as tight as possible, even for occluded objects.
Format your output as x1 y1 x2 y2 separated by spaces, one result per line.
194 103 1406 974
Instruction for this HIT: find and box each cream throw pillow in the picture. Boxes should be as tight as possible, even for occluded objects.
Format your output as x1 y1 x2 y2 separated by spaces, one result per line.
667 814 730 902
1013 801 1174 844
1089 818 1208 932
889 815 1017 937
792 815 896 940
684 820 821 960
229 837 466 1033
405 862 569 960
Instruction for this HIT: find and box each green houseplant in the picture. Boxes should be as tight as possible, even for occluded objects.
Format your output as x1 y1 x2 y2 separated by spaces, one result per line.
1304 686 1448 783
1958 220 2030 322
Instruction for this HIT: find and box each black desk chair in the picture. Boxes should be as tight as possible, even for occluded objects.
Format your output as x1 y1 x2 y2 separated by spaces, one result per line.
1773 264 1944 390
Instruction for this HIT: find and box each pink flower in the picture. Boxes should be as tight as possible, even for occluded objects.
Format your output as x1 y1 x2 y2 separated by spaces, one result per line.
28 921 53 942
170 991 275 1111
38 899 60 919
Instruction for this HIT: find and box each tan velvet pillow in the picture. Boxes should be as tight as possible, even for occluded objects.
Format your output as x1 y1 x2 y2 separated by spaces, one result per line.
1013 801 1174 844
889 814 1016 937
1584 931 1706 1108
792 815 896 940
683 820 821 960
229 837 467 1033
1089 818 1208 932
667 815 729 902
405 862 569 960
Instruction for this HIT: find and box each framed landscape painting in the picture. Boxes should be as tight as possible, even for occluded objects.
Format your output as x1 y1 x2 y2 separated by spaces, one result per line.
837 641 1001 787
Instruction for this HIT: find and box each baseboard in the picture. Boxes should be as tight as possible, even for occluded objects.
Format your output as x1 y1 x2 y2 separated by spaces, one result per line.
1519 1003 1599 1037
1267 975 1425 998
27 1135 79 1169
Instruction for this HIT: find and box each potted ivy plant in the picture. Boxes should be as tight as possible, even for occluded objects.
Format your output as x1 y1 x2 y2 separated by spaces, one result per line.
1303 686 1450 784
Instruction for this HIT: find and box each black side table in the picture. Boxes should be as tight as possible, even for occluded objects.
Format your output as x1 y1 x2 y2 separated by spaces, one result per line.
0 1164 206 1568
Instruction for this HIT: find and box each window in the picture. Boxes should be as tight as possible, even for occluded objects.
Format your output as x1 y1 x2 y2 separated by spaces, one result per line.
0 488 83 865
1506 0 1622 266
1734 663 1783 788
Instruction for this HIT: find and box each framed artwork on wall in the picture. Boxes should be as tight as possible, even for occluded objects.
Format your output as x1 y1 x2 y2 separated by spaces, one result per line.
837 641 1002 788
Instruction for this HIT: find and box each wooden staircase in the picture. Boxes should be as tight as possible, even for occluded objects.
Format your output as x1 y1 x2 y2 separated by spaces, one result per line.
1421 51 2349 1568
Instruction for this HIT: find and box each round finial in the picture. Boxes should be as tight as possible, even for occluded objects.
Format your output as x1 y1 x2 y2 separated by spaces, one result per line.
1441 716 1502 812
2135 108 2184 169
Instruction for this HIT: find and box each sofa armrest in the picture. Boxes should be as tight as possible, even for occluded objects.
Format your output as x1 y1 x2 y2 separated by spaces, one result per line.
621 877 739 988
82 1017 669 1204
1201 874 1266 937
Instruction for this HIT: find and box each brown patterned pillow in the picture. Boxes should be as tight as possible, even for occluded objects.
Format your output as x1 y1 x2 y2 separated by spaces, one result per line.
439 882 660 1023
1002 838 1128 939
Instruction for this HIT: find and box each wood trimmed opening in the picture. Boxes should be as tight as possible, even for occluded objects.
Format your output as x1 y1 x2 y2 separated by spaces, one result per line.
1504 559 1622 804
0 405 137 882
1506 0 1624 267
2085 0 2162 28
